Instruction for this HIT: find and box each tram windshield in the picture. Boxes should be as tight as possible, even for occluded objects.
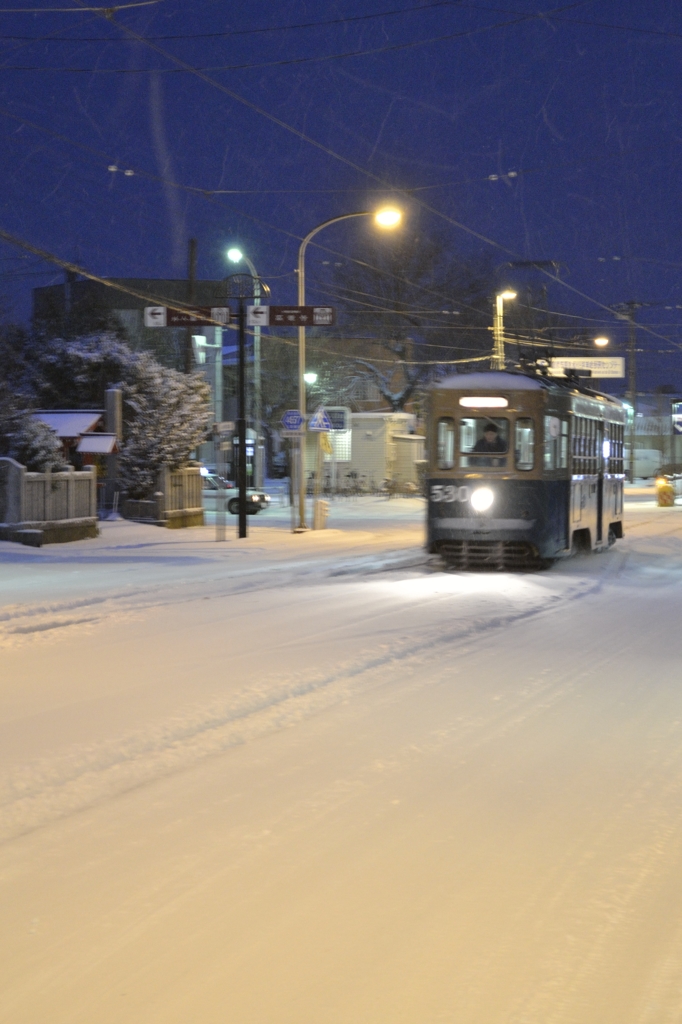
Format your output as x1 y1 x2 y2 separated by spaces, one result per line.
460 417 509 468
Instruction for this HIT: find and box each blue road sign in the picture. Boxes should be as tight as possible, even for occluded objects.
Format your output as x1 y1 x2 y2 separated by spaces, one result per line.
308 407 333 431
281 409 304 431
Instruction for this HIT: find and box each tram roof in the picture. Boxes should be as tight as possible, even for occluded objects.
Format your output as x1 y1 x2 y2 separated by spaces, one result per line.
435 370 624 406
435 371 544 391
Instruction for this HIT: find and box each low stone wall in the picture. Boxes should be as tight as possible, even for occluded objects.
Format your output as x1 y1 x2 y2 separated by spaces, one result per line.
0 458 99 546
121 465 204 528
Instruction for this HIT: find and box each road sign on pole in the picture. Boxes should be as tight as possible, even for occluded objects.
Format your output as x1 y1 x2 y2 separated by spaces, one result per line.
325 406 350 431
144 306 230 328
308 407 333 431
246 306 335 327
281 409 305 432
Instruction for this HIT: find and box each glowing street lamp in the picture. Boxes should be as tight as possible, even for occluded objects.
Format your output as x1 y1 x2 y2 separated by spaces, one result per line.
491 290 516 370
594 336 609 347
295 204 402 530
303 372 318 385
374 206 402 229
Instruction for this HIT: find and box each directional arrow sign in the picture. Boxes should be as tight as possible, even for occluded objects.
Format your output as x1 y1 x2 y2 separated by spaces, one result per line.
308 407 333 431
281 409 304 432
144 306 167 327
247 305 270 327
144 306 230 328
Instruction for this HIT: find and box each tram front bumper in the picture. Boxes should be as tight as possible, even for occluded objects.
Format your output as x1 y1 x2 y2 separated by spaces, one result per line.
431 517 537 535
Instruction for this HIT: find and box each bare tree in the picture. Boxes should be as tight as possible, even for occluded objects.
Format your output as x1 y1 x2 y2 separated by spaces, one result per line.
314 233 493 410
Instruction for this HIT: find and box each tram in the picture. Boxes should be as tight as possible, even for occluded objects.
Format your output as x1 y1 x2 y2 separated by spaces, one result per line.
426 369 626 569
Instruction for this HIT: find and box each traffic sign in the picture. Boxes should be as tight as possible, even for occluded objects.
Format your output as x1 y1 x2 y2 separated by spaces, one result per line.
144 306 230 328
246 305 269 327
549 357 625 378
246 306 335 327
320 432 333 456
325 406 350 431
308 407 333 431
281 409 304 432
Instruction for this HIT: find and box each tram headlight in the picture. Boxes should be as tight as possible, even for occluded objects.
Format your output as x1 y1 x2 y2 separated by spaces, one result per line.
470 487 494 512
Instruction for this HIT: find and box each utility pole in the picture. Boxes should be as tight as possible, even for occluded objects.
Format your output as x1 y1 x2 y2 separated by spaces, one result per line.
184 237 197 374
613 300 646 482
626 303 637 482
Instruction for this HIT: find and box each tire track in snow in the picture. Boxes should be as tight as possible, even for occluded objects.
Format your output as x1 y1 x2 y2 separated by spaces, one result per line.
0 574 599 843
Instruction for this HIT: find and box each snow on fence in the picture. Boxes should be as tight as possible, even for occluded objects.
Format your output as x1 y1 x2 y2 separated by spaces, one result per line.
121 464 204 529
0 457 98 546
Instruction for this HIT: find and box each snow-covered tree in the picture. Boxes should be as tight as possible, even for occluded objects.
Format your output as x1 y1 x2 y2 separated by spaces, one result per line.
24 335 211 497
318 235 493 410
119 355 211 498
0 382 66 472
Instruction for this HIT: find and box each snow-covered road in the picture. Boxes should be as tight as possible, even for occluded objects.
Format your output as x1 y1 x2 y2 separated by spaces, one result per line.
2 495 682 1023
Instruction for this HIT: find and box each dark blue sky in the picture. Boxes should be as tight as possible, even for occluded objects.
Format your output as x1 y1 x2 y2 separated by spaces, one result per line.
1 0 680 391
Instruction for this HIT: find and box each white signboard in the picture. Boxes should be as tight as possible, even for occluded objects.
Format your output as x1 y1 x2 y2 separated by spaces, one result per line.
549 357 625 378
247 305 269 327
144 305 166 327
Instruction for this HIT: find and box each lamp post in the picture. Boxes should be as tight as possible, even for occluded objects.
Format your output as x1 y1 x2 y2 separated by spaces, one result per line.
491 290 516 370
227 247 263 487
295 205 402 530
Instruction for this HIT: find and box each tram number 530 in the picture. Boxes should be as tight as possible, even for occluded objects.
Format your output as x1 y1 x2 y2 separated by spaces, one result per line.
430 485 471 503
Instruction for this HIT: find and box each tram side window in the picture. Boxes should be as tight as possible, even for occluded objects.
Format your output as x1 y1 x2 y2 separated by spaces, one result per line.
560 421 569 468
460 417 509 468
437 417 455 470
544 416 566 471
572 416 586 474
515 418 534 470
607 422 624 474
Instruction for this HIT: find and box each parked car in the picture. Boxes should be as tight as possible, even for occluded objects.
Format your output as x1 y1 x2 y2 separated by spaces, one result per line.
201 472 271 515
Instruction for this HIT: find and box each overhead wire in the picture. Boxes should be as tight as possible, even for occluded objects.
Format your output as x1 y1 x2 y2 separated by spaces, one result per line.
0 1 465 39
2 0 596 72
0 1 160 11
8 0 680 359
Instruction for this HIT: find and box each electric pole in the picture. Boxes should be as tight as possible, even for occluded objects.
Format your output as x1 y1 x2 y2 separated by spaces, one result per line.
184 237 197 374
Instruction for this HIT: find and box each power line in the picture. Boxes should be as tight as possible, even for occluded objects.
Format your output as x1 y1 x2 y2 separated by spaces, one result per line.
64 0 655 348
12 0 676 360
0 1 161 11
463 2 682 44
0 1 463 39
0 1 596 72
0 226 232 327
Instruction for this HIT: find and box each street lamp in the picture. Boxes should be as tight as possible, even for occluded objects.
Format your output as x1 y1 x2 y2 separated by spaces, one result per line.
227 247 263 487
491 290 516 370
303 372 318 385
594 336 609 347
295 205 402 530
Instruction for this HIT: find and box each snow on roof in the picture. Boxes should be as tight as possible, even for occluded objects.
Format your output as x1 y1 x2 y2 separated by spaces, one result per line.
76 433 118 454
435 372 544 391
34 411 103 438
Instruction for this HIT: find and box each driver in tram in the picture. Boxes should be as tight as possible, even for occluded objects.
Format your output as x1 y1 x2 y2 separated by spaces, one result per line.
471 422 507 466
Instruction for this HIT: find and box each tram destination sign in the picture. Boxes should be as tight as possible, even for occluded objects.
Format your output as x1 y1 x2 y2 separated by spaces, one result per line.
246 305 335 327
144 306 231 328
549 357 625 379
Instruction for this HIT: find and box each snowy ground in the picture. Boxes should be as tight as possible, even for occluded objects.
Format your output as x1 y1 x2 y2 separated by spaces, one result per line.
3 488 682 1023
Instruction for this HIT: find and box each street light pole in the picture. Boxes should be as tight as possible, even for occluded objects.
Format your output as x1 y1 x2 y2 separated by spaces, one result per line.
491 290 516 370
295 206 402 531
227 249 262 487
